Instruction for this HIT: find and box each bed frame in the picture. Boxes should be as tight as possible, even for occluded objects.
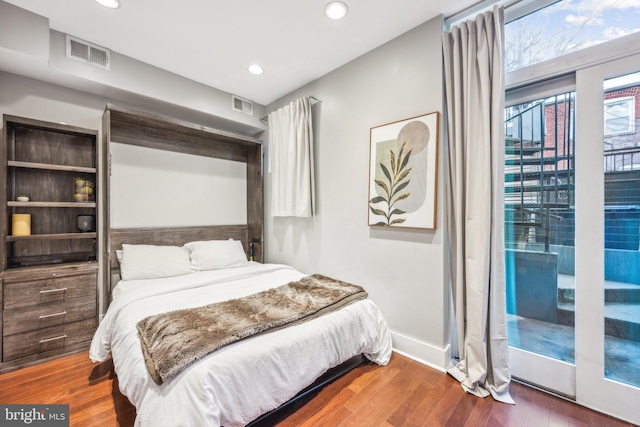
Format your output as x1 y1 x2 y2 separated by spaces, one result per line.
102 106 368 425
108 225 370 425
247 354 367 426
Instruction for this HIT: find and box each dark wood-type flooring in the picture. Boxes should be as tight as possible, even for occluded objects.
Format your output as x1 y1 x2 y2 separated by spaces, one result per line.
0 351 635 426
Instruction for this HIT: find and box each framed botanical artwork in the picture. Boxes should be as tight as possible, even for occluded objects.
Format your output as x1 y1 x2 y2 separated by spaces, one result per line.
368 112 439 229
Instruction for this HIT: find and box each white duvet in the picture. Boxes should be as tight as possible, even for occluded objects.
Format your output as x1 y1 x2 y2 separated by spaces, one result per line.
90 262 392 427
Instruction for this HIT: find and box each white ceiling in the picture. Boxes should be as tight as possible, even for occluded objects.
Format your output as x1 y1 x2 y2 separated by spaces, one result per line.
4 0 476 106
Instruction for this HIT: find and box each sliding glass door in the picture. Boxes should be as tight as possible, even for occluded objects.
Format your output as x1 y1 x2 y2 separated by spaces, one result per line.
574 53 640 424
505 54 640 425
505 78 577 398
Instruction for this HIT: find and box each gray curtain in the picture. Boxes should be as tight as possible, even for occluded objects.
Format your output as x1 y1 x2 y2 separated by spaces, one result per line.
442 6 513 404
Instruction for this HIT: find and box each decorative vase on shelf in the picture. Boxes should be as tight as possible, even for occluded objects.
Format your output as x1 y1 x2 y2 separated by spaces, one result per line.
17 195 29 202
74 178 94 202
77 215 95 232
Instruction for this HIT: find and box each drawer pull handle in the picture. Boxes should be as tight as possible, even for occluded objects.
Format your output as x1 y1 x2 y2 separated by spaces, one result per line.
39 335 67 344
40 287 68 294
39 311 67 319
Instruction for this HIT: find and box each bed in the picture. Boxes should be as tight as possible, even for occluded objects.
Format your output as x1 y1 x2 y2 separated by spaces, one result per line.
89 227 392 427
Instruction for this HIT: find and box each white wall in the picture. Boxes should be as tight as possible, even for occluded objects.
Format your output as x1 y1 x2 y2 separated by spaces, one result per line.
0 1 48 62
263 16 449 369
110 143 246 228
0 72 106 130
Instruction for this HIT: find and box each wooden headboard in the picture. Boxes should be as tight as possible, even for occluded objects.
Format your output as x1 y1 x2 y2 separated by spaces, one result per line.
109 225 248 268
102 105 264 302
108 225 249 293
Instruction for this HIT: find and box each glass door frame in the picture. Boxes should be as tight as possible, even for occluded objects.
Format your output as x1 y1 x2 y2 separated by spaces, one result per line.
575 52 640 425
505 76 577 399
506 51 640 425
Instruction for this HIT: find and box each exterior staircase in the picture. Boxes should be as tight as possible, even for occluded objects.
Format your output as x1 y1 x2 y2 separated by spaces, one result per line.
506 93 640 344
557 275 640 342
505 97 574 252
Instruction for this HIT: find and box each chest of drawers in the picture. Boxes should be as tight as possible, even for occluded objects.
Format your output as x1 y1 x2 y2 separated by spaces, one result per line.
0 263 97 372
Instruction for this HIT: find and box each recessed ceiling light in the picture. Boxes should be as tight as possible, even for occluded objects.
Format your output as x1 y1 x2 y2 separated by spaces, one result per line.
325 1 348 20
248 64 264 75
94 0 120 9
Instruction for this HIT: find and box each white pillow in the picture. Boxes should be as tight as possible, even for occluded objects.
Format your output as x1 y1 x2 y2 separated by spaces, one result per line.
184 239 248 271
119 244 192 280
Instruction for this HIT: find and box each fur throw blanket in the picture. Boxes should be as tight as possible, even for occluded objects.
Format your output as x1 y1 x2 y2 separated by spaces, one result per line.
137 274 368 385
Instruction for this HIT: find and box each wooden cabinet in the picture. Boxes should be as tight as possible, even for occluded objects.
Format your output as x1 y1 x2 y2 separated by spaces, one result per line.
1 265 97 368
1 115 99 371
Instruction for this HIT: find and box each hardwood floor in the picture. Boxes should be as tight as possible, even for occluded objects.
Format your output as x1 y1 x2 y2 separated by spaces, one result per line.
0 351 135 426
0 350 635 426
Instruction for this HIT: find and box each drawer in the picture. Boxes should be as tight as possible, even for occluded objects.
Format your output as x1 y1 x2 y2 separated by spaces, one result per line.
3 272 96 310
3 295 96 336
3 318 96 362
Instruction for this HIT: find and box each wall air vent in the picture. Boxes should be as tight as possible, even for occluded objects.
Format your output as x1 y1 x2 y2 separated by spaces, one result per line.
65 35 111 70
232 95 253 116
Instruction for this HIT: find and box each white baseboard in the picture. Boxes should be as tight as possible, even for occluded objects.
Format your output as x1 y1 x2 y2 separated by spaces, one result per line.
391 331 450 373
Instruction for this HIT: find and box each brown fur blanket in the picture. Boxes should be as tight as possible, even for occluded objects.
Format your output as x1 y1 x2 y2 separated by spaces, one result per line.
136 274 368 385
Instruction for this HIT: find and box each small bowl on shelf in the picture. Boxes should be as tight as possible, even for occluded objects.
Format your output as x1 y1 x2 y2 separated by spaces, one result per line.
17 195 29 202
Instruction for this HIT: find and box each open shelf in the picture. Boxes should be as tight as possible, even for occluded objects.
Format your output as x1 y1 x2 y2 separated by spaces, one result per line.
8 253 97 269
7 201 97 208
2 115 99 270
7 161 96 174
6 233 97 242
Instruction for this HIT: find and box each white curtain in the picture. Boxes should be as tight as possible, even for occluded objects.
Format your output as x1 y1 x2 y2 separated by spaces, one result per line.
442 6 513 404
269 97 315 217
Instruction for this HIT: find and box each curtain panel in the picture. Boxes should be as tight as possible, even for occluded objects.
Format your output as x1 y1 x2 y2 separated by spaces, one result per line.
442 6 513 403
269 97 316 217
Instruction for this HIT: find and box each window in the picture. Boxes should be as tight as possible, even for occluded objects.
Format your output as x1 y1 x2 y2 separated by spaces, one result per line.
604 97 635 136
505 0 640 72
603 73 640 172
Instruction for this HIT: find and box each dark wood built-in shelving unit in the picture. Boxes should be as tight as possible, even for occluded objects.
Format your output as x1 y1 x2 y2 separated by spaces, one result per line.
1 115 99 372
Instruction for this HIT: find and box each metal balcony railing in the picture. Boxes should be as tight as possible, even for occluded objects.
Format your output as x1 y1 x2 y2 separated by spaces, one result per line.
605 146 640 172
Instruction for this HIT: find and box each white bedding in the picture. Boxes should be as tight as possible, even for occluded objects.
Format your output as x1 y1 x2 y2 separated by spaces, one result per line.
90 262 392 427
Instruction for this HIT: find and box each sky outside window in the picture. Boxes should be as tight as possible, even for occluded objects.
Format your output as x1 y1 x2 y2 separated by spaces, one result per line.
506 0 640 72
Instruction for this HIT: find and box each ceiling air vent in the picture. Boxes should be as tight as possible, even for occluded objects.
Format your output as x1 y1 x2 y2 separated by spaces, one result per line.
232 95 253 116
65 35 111 70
